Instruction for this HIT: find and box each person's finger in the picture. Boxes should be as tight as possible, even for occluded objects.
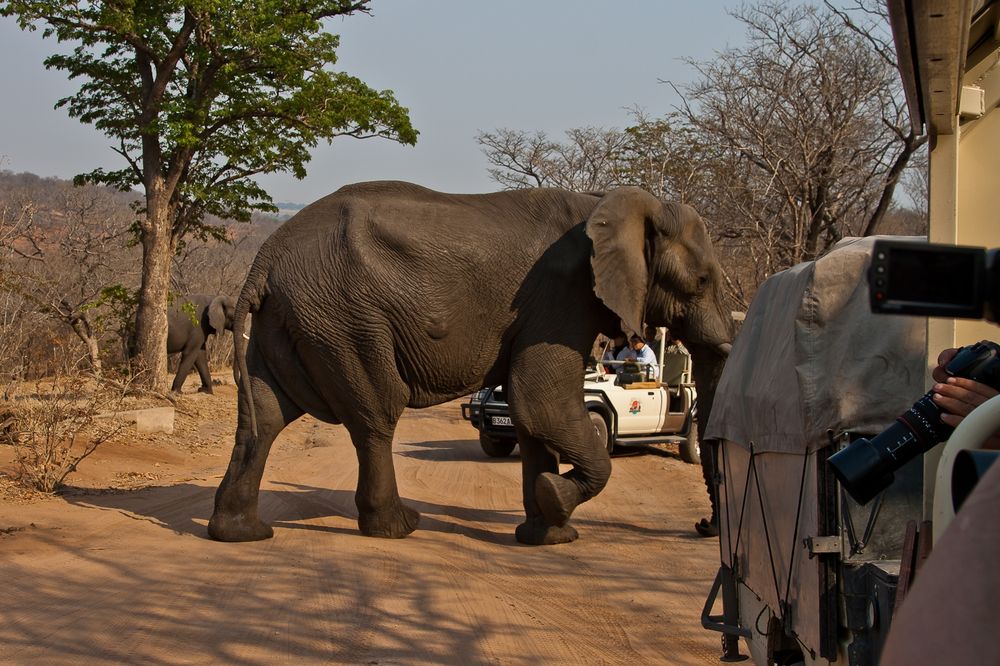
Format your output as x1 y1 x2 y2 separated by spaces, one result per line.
932 347 961 383
933 392 977 418
937 348 960 366
940 412 962 428
932 382 991 417
937 413 1000 448
945 377 999 401
931 348 958 382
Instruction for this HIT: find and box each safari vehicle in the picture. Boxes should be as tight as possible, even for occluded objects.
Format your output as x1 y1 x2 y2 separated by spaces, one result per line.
461 330 700 463
700 237 928 665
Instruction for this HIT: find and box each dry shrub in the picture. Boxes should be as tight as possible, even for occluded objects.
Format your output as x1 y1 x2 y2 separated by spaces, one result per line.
1 373 131 492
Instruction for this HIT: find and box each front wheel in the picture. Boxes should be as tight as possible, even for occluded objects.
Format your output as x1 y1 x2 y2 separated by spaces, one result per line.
680 420 700 464
589 410 613 455
480 432 516 458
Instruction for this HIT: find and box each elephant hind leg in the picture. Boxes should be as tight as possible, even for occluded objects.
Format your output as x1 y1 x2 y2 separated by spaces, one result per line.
323 350 418 538
208 356 302 542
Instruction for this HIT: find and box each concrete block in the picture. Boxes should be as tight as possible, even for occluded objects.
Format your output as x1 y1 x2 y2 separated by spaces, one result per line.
110 406 175 434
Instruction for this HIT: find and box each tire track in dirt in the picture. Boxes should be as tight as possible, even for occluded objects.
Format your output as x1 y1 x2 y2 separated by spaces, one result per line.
395 442 644 664
261 448 408 661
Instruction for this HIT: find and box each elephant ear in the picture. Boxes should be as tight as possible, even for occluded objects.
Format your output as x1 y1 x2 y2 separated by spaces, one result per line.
208 296 229 333
585 187 666 336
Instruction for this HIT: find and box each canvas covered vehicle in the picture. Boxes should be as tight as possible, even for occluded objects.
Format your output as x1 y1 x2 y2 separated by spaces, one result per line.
701 237 930 665
461 330 700 462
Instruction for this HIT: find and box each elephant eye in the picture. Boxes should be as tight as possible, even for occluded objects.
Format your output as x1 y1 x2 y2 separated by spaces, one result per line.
697 274 710 291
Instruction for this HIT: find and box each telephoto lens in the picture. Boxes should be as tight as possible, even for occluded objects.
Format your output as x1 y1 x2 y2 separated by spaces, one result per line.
829 340 1000 504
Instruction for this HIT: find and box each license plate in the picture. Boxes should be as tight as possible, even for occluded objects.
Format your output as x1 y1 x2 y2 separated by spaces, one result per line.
491 415 513 427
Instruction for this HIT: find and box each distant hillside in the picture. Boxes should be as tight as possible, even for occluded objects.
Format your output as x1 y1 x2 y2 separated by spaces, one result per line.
0 169 286 234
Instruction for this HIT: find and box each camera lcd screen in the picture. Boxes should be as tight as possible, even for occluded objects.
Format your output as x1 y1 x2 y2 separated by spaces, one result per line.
885 248 978 307
870 240 986 318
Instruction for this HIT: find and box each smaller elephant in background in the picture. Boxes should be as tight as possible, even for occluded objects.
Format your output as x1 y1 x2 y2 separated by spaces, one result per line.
167 294 236 394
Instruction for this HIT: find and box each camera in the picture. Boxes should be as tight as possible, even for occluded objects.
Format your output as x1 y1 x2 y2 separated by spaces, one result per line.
868 239 1000 321
829 340 1000 504
829 239 1000 505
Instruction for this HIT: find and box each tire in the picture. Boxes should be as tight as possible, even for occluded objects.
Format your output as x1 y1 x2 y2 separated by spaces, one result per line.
589 410 613 455
479 432 516 458
680 419 700 464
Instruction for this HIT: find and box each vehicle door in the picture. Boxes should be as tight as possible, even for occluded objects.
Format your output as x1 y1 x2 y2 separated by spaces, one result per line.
616 385 665 434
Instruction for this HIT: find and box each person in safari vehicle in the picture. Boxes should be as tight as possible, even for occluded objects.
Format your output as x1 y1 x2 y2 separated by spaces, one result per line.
617 333 660 381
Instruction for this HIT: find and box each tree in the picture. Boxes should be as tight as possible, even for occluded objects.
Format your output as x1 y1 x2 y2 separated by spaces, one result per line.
10 179 138 375
672 0 926 300
2 1 417 389
476 127 628 192
0 171 138 375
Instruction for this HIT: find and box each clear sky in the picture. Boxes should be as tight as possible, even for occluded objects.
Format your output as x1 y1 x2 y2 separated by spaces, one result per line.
0 2 743 205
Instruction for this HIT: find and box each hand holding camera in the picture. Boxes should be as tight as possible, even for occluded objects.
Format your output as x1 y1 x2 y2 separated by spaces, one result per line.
829 340 1000 504
931 348 1000 449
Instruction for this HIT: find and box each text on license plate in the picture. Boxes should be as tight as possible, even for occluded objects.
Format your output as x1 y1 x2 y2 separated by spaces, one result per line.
491 416 513 427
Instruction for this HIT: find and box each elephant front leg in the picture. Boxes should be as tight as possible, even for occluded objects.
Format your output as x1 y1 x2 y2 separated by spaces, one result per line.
171 348 198 393
514 438 580 545
194 349 214 394
354 439 420 538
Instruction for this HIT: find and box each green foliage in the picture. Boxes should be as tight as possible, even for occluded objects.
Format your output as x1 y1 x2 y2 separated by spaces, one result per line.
2 0 418 239
178 298 199 327
4 0 418 386
88 283 139 342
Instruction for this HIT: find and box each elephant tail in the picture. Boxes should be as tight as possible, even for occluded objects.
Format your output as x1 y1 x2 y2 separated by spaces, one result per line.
232 245 275 439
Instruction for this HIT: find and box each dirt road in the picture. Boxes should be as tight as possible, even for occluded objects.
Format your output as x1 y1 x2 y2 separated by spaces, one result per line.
0 383 724 664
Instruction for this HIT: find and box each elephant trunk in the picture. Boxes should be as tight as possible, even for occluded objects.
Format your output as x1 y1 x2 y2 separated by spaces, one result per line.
689 343 728 534
689 343 728 440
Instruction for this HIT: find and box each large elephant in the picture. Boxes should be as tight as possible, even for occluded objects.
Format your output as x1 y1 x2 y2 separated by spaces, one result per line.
209 181 732 546
167 294 236 394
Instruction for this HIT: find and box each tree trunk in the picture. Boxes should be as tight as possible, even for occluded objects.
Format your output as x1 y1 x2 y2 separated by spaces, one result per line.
67 311 102 376
132 205 174 390
863 132 928 237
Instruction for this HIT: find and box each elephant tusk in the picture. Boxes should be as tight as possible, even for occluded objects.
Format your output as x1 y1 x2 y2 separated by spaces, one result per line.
243 333 251 340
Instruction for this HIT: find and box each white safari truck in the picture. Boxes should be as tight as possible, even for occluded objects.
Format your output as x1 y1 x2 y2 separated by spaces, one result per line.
462 330 700 463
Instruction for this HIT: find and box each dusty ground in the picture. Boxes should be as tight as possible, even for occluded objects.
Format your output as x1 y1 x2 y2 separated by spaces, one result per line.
0 375 725 665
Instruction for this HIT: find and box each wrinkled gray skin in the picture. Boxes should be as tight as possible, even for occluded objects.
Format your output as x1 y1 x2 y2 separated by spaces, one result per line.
167 294 236 394
209 181 732 546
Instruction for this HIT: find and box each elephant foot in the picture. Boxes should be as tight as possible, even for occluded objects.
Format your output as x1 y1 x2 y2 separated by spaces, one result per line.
198 386 214 395
535 472 582 527
515 519 579 545
207 511 274 542
358 503 420 538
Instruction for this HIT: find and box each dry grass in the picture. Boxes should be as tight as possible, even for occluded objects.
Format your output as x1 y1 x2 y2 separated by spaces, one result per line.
0 374 136 492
